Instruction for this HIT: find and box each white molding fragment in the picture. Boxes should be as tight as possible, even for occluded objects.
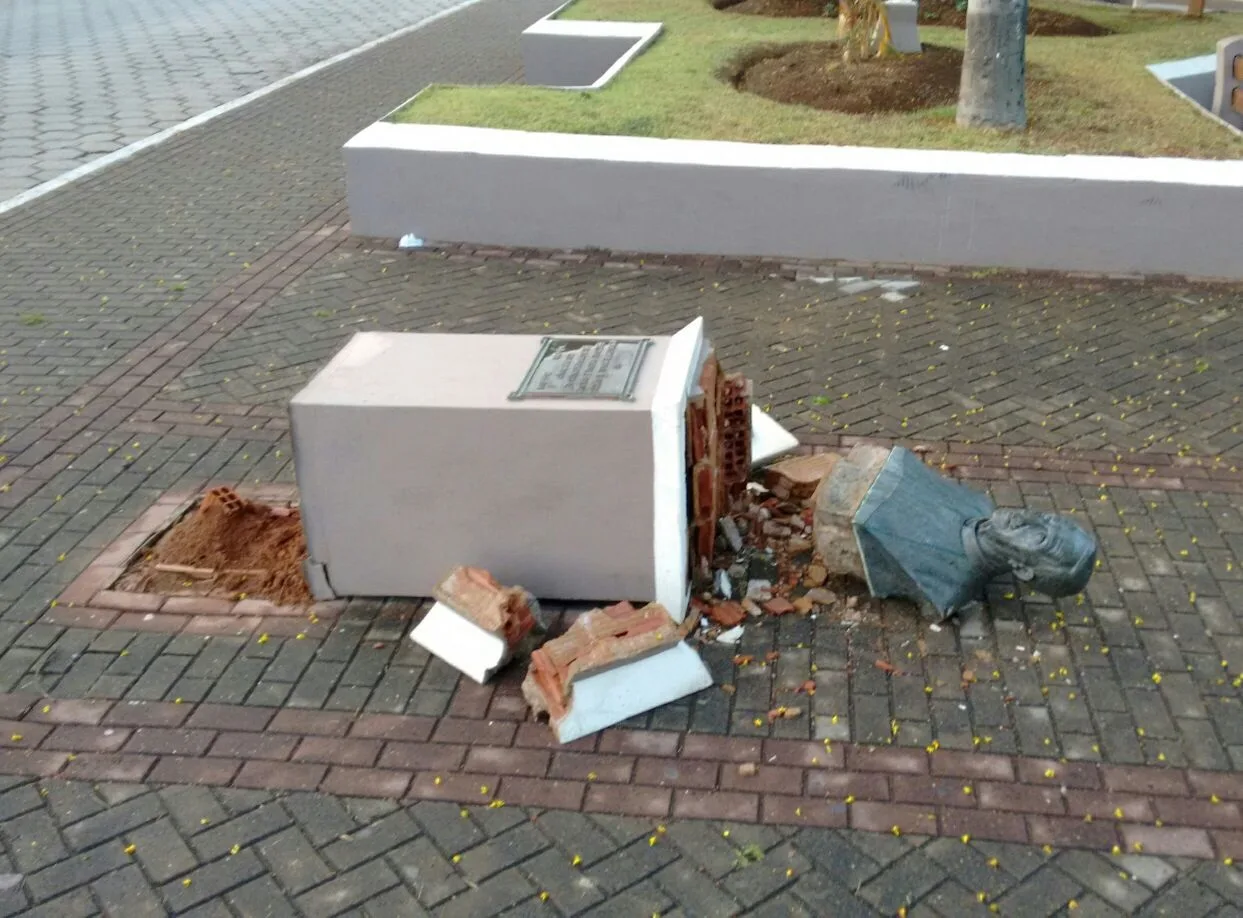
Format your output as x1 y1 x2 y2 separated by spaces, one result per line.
522 1 662 90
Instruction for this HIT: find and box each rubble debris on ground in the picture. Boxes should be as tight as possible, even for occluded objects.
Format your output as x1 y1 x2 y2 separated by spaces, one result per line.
522 601 712 743
121 486 312 605
764 453 840 500
410 566 544 684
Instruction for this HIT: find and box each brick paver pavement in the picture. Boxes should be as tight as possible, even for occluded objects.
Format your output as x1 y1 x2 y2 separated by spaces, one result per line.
2 0 1243 912
0 0 473 202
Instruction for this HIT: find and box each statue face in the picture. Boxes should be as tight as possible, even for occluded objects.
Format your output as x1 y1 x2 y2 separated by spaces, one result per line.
982 508 1096 597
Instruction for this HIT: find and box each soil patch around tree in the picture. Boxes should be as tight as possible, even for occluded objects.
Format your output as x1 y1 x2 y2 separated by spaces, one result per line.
712 0 828 17
119 487 313 605
918 0 1111 36
727 42 962 115
714 0 1111 36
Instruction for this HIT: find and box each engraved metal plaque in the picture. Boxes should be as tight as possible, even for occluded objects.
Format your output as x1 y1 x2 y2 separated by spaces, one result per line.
510 336 653 401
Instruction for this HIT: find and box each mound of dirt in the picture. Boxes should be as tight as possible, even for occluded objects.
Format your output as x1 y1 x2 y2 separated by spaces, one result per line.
728 42 962 115
124 488 312 605
713 0 829 16
715 0 1112 37
918 0 1111 36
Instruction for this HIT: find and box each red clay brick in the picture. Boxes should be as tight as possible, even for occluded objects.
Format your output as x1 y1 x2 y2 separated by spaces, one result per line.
679 734 762 763
673 789 758 822
43 606 119 629
1063 790 1152 822
292 736 382 768
234 760 327 791
1187 770 1243 801
761 795 848 829
499 777 586 810
41 725 130 753
378 742 467 772
0 694 37 720
93 590 165 613
181 615 260 636
349 714 435 743
61 753 152 782
720 763 804 796
634 757 719 789
598 729 680 758
163 596 236 616
486 695 529 721
1152 797 1242 829
929 750 1015 782
847 746 928 775
0 720 49 747
104 701 190 728
124 728 215 756
513 722 597 752
1120 824 1214 859
893 775 977 808
210 732 298 761
150 755 241 786
762 739 844 769
268 709 354 737
940 808 1028 844
549 752 634 784
28 698 113 726
463 746 550 778
447 683 495 719
1027 815 1120 850
805 771 890 801
407 772 499 804
113 612 188 633
431 718 516 747
584 784 671 819
850 801 937 836
1211 830 1243 860
187 704 275 732
977 782 1065 815
1101 765 1189 797
321 766 412 799
1015 758 1101 789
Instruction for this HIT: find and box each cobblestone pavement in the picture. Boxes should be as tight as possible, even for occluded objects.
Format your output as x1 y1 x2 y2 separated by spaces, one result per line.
1 776 1238 917
0 0 474 202
1 0 1243 911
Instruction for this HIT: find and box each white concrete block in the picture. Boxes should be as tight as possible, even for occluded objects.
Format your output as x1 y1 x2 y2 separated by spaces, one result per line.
410 601 511 684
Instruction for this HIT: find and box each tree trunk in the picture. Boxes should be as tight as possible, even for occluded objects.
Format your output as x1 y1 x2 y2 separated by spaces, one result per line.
956 0 1028 130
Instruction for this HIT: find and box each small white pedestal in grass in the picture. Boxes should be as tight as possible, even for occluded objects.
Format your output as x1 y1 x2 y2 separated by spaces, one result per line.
885 0 921 54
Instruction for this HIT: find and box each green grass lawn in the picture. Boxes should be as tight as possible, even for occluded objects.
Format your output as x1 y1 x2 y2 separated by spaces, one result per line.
394 0 1243 158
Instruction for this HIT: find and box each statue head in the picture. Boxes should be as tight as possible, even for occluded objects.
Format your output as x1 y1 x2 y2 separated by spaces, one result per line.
967 509 1097 598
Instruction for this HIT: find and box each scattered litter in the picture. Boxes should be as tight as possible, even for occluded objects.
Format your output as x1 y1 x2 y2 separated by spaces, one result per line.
767 706 803 722
716 625 745 644
398 233 425 249
737 762 760 777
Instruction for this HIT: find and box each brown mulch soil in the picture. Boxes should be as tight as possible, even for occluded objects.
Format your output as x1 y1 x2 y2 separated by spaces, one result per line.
713 0 829 16
729 42 962 114
918 0 1111 36
121 494 312 605
714 0 1111 36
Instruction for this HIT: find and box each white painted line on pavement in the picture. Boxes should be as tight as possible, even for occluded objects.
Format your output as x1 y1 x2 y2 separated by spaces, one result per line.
0 0 488 218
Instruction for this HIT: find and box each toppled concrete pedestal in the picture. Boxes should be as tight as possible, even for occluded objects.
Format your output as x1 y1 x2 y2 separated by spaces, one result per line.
523 601 712 743
410 567 544 683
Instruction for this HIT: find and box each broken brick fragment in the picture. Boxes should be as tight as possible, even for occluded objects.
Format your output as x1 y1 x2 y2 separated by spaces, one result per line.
707 601 746 628
763 597 796 616
433 566 540 650
522 601 689 721
765 454 840 501
198 485 250 516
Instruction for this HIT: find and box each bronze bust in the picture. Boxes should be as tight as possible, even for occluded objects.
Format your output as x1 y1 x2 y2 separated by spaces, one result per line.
814 446 1096 622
